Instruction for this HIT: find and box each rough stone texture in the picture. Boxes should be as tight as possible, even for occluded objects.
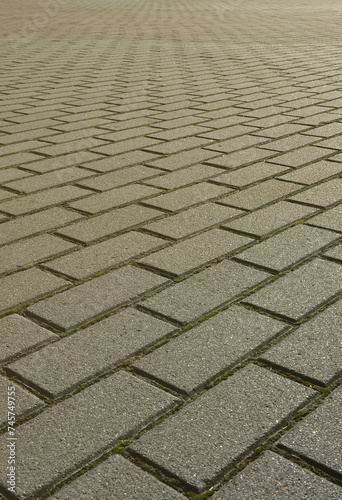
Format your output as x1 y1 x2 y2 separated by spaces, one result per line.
7 308 178 397
236 224 341 272
289 178 342 207
0 376 44 428
129 365 315 492
244 259 342 322
279 160 342 185
141 260 270 324
206 147 277 169
137 229 252 276
55 205 163 244
0 268 68 314
218 179 302 210
77 165 161 191
27 265 169 331
142 203 242 239
142 182 231 211
145 148 220 171
42 231 166 279
0 314 57 363
143 164 223 189
280 387 342 477
260 300 342 386
212 162 288 187
212 451 342 499
222 201 318 238
49 455 187 500
267 146 335 167
305 205 342 232
0 371 179 499
133 305 288 394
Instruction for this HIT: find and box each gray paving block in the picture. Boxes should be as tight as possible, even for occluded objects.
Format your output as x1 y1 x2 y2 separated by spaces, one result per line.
212 451 342 499
129 365 315 492
260 299 342 385
0 207 82 246
3 167 96 193
0 371 179 499
55 204 162 244
138 229 252 277
145 137 211 155
0 268 67 314
205 135 267 153
324 243 342 262
258 135 315 152
268 146 337 167
0 152 39 168
79 151 159 172
68 183 161 214
7 308 178 398
133 305 287 394
0 185 91 216
0 188 17 201
27 265 169 331
206 147 278 169
307 205 342 232
278 160 342 185
49 454 186 500
223 201 318 238
34 138 106 156
143 203 243 240
0 314 57 363
236 224 340 272
0 167 33 184
142 164 222 190
219 179 301 210
212 162 288 187
303 121 342 137
143 182 231 211
280 386 342 477
146 148 220 171
0 376 44 428
91 136 162 156
141 260 270 324
24 151 102 173
289 179 342 207
77 165 160 191
42 231 166 280
244 259 342 322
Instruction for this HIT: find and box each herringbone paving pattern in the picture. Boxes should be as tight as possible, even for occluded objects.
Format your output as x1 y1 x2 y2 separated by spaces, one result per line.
0 0 342 498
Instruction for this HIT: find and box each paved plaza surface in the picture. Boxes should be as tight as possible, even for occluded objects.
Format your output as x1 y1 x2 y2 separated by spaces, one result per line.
0 0 342 498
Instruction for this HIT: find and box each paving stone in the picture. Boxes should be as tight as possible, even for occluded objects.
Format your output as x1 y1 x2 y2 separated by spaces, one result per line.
302 121 342 137
243 259 342 322
24 151 102 174
77 165 159 191
0 207 82 246
268 146 336 168
143 182 231 211
324 243 342 262
142 164 222 189
0 376 44 428
279 386 342 477
0 234 77 275
43 232 166 280
0 152 39 168
56 205 162 244
91 137 162 156
328 152 342 163
143 203 243 240
129 365 315 492
49 454 186 500
0 185 91 215
0 188 16 201
0 168 33 184
147 124 211 141
313 136 342 150
289 179 342 207
206 147 277 169
79 151 159 172
198 125 258 140
0 268 67 314
144 137 211 155
205 135 267 154
34 138 106 156
0 314 57 364
133 305 287 394
146 148 221 171
0 371 179 499
141 260 270 324
260 299 342 385
212 162 288 187
138 229 252 277
218 179 301 210
279 160 342 185
236 224 340 272
7 308 178 398
27 265 169 331
258 135 316 152
306 205 342 232
222 201 318 238
68 184 161 214
212 451 342 500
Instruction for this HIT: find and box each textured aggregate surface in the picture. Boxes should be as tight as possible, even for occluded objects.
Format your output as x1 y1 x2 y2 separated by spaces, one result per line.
0 0 342 498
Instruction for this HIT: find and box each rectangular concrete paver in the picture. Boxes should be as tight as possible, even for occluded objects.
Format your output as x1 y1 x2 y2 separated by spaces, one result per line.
289 178 342 207
306 205 342 232
212 162 288 187
0 377 44 429
0 372 179 499
129 365 315 492
133 306 288 395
